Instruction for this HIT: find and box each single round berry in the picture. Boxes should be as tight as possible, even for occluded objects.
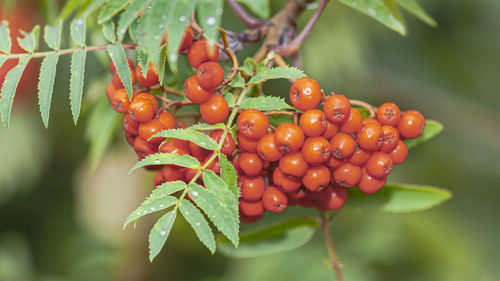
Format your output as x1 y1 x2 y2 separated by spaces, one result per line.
257 134 284 161
289 77 322 111
240 176 266 201
322 120 339 139
329 133 356 160
196 61 224 90
299 109 327 137
157 111 177 129
239 213 264 224
237 109 269 139
135 62 159 87
274 123 305 153
189 142 210 161
161 165 186 182
210 130 236 155
187 40 219 68
376 102 401 127
138 119 166 145
200 94 229 124
123 114 139 135
279 152 309 177
390 140 408 164
349 146 370 166
272 168 302 192
110 56 134 74
108 88 130 113
262 187 288 213
125 132 136 146
133 137 158 159
398 110 426 139
301 137 330 165
154 171 165 187
326 156 346 169
204 153 221 174
365 152 393 178
133 92 159 111
239 199 265 217
184 75 214 104
380 125 400 152
320 185 348 210
333 163 361 188
237 132 259 152
159 138 190 155
357 123 383 151
112 71 135 89
179 27 195 52
323 94 351 123
358 167 386 194
339 108 363 134
302 164 331 192
238 152 264 177
127 98 155 123
106 82 116 96
362 118 381 127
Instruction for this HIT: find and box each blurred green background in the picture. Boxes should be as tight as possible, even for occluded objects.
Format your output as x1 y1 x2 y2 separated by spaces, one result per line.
1 0 499 280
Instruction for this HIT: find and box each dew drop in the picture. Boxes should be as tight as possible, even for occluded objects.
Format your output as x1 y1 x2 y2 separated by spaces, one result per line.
368 8 376 16
154 160 161 164
158 24 164 28
160 204 164 207
150 207 156 210
76 19 83 25
196 222 200 226
169 53 178 62
206 17 216 26
160 230 166 236
179 15 187 22
192 191 199 197
184 211 189 215
120 28 126 34
216 8 223 16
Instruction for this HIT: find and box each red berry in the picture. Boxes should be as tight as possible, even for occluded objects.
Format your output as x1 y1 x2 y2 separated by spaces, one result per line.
240 176 266 201
349 146 370 166
135 62 159 87
133 137 158 159
279 152 309 177
262 187 288 213
257 134 284 161
339 108 363 134
158 138 190 155
380 125 400 152
301 137 330 165
329 132 356 160
179 27 195 52
289 77 322 111
302 164 331 192
390 140 408 164
357 123 383 152
107 88 130 113
376 102 401 127
128 98 156 123
138 119 167 145
187 40 219 68
398 110 426 139
189 142 210 161
272 168 302 192
239 199 265 217
299 109 327 137
123 115 139 135
326 156 346 169
157 111 176 129
365 152 393 178
125 132 136 146
112 71 135 89
274 123 305 153
161 165 186 182
200 94 229 124
110 56 134 74
320 185 348 210
196 61 224 90
237 109 269 139
358 167 386 194
323 94 351 123
238 152 264 177
322 120 339 139
237 132 259 152
184 75 214 104
133 92 159 111
333 163 361 188
210 130 236 155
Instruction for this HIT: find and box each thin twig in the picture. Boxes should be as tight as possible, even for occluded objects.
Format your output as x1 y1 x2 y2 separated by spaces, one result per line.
269 51 298 83
165 100 193 110
226 0 273 28
276 0 330 56
350 99 377 118
265 111 295 116
320 211 344 281
2 44 136 59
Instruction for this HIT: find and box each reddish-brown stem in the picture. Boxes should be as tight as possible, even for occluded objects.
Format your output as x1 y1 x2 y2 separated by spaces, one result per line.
265 111 295 116
276 0 330 56
3 44 136 59
350 99 376 118
320 211 344 281
226 0 272 28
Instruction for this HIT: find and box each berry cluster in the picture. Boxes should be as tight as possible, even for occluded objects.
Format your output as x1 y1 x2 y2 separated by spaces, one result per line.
234 77 425 223
105 35 425 224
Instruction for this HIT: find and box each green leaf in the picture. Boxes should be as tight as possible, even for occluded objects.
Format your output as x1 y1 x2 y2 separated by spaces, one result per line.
217 217 319 258
157 46 168 85
70 17 86 46
98 0 131 24
179 199 216 253
224 93 236 107
405 120 443 149
37 53 59 128
197 0 223 42
187 123 226 131
188 182 239 247
102 20 116 42
240 96 292 111
203 170 239 217
219 155 239 198
0 55 30 128
107 43 133 98
149 209 177 261
17 25 40 53
228 72 245 88
247 66 305 85
167 0 197 72
124 195 177 228
58 0 83 21
153 129 218 150
0 55 6 69
142 0 172 66
85 96 121 170
150 181 187 199
130 153 200 173
346 184 452 213
69 48 86 124
338 0 407 36
394 0 437 27
239 57 257 76
0 21 11 53
268 114 293 127
116 0 151 41
235 0 270 19
44 21 62 50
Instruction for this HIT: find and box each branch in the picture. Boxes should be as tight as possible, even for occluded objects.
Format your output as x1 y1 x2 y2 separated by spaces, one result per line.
350 99 376 118
320 211 344 281
276 0 330 56
2 44 137 59
226 0 273 28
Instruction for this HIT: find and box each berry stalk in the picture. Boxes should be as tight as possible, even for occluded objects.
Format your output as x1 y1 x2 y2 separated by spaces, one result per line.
320 211 344 281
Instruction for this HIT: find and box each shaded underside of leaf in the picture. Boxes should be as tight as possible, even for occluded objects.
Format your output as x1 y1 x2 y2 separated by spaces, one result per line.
179 199 216 253
0 55 30 128
37 53 59 128
149 210 177 261
69 48 86 124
